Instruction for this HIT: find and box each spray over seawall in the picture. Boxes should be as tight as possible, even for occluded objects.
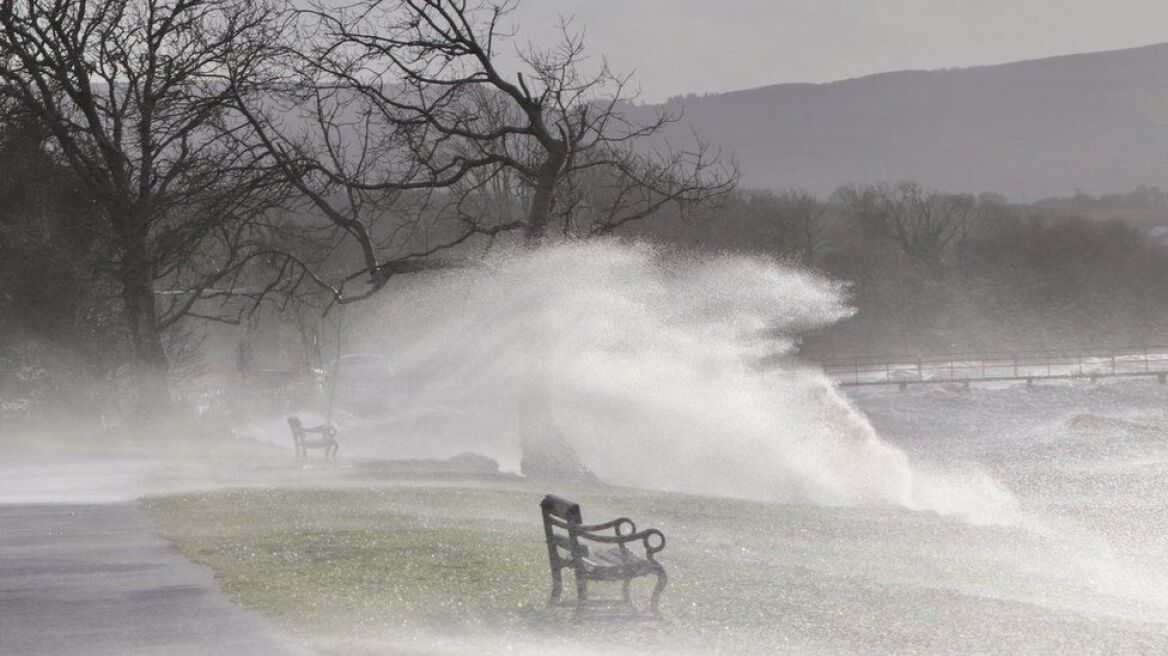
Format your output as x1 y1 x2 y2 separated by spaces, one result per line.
350 241 1017 521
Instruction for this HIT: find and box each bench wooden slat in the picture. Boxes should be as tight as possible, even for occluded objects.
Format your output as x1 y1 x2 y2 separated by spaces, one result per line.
550 533 581 554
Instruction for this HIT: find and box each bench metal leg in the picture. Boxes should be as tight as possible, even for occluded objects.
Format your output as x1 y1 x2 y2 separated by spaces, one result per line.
573 575 588 619
621 577 632 604
649 569 667 615
548 567 563 607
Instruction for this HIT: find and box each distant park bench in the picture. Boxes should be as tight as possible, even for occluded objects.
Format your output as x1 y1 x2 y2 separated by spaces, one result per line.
539 494 667 619
286 416 339 460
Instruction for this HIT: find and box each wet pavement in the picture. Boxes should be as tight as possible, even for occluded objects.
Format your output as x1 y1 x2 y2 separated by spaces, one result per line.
0 502 309 655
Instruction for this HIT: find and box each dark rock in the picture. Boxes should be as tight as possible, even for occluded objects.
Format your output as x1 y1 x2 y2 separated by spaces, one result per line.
445 451 500 474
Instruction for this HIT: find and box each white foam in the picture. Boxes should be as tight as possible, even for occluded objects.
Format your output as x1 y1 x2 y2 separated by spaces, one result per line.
349 240 1018 521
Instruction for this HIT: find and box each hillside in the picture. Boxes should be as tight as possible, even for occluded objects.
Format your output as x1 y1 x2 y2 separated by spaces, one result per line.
650 42 1168 200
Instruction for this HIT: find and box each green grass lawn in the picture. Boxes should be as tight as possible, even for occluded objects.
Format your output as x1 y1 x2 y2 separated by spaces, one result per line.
144 483 1168 655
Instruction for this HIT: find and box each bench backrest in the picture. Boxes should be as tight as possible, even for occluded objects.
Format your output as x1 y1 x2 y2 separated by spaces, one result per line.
540 494 584 567
541 494 581 523
287 417 305 439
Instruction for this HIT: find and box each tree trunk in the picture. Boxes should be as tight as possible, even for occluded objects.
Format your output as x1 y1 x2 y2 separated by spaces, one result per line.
120 237 171 416
517 380 599 484
523 148 567 246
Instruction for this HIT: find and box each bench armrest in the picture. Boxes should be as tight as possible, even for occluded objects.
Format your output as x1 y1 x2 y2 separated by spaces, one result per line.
301 425 337 437
576 517 637 536
572 526 666 557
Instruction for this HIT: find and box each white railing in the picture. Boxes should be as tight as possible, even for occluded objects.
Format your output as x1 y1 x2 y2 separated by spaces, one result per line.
819 347 1168 386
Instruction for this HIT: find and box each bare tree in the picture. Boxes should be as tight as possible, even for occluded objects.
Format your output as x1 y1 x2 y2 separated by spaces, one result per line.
291 0 736 249
836 181 979 275
729 189 828 264
226 23 522 306
220 0 733 306
777 189 828 265
0 0 289 410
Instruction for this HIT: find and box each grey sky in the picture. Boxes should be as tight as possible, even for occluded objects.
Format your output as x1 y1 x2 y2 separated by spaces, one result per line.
507 1 1168 102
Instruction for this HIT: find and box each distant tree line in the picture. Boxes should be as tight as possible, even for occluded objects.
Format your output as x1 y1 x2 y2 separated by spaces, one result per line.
625 181 1168 357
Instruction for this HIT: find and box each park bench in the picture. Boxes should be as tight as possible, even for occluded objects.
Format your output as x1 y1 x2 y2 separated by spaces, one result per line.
286 416 339 460
539 494 667 619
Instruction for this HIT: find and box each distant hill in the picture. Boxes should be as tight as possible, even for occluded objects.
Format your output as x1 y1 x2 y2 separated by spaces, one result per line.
648 43 1168 200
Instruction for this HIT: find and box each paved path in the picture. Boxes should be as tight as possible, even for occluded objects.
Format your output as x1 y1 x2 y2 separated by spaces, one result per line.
0 502 309 656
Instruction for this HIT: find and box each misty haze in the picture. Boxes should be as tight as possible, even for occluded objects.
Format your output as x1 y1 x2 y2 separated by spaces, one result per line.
2 1 1167 655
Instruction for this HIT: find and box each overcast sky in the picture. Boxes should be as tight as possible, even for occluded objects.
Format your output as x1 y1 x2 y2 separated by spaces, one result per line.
506 1 1168 102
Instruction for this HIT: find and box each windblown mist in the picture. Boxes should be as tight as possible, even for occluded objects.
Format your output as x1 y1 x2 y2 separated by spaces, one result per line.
330 241 1016 520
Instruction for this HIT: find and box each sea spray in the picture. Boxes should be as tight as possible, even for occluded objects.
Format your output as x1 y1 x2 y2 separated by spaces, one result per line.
348 240 1018 521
